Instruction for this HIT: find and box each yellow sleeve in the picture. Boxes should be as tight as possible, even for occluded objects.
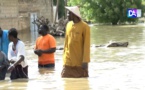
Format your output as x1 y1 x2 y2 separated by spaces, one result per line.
63 22 70 55
63 21 73 52
83 24 90 63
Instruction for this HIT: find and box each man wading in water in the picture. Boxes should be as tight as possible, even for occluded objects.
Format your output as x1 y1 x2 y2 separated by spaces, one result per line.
61 6 90 78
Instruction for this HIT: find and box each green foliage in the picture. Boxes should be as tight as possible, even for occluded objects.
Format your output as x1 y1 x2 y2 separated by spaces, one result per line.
68 0 145 25
58 0 65 19
53 0 65 19
53 0 57 5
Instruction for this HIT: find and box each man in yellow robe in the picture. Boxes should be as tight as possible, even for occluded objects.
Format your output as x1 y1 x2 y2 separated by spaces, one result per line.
61 6 90 78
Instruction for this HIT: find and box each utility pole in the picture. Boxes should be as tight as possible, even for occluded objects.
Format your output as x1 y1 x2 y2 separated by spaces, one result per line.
54 0 59 24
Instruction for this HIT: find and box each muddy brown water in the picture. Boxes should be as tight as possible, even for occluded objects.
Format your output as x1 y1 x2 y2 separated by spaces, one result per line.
1 24 145 90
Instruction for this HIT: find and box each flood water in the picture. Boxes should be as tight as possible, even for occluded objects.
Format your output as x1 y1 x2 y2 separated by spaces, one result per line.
1 24 145 90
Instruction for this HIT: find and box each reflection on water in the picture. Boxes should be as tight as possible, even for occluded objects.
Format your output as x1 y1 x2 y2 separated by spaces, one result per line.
63 78 90 90
1 25 145 90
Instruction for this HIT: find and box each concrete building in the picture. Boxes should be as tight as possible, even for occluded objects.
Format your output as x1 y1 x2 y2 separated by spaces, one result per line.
0 0 53 31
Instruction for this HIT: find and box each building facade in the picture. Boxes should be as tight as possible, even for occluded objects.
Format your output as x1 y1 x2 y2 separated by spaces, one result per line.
0 0 53 30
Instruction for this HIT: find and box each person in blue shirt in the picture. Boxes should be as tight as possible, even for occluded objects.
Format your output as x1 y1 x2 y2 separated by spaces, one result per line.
0 27 10 56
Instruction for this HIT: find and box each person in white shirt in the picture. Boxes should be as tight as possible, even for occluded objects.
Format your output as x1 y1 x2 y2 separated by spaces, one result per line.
7 28 28 80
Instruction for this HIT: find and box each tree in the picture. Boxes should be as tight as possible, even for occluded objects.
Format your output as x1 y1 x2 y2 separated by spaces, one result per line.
68 0 145 25
53 0 65 19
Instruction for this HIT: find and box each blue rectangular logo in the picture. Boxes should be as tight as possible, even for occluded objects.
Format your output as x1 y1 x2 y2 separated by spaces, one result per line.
127 9 137 18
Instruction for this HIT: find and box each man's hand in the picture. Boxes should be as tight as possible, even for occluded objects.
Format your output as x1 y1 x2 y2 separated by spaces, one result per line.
7 65 15 72
9 60 15 64
34 49 43 56
82 62 88 70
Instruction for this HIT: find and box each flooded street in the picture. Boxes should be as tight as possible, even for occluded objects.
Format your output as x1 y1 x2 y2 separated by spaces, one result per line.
1 25 145 90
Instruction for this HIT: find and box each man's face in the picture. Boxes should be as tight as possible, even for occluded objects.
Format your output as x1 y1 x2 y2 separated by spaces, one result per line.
68 11 73 21
8 35 12 41
38 27 43 35
38 26 46 35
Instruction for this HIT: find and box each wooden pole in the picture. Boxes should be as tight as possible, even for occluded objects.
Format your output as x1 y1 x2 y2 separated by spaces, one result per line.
54 0 60 24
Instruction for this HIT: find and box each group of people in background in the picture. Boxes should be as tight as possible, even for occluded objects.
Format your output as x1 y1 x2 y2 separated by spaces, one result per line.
0 6 90 80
